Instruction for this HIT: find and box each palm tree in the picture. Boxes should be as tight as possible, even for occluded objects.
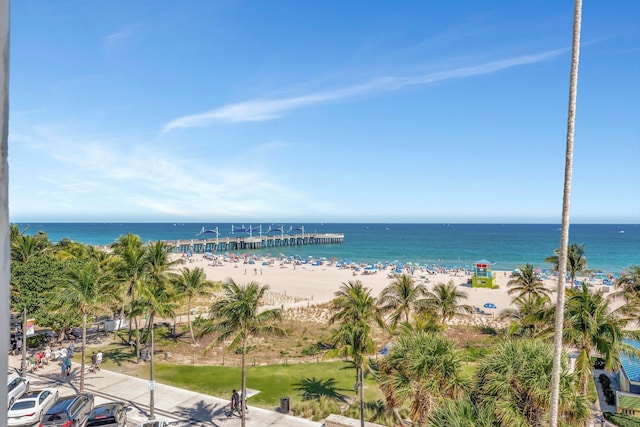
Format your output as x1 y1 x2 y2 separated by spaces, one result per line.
328 280 384 427
200 280 284 427
172 266 216 344
136 275 178 420
378 329 467 426
426 398 495 427
614 265 640 300
142 240 183 419
549 2 583 422
50 261 111 392
11 232 50 263
499 294 554 338
545 243 587 285
110 234 149 360
477 339 588 426
507 264 552 300
563 283 638 395
418 281 473 325
378 273 427 329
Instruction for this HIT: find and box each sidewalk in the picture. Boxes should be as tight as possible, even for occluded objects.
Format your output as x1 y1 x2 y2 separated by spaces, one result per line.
9 354 321 427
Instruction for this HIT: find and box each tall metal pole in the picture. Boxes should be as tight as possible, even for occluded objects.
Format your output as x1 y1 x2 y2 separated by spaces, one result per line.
359 359 365 427
21 307 26 374
0 1 10 415
149 324 155 419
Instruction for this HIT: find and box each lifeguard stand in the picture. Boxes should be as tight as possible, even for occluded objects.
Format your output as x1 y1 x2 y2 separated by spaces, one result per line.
471 260 496 288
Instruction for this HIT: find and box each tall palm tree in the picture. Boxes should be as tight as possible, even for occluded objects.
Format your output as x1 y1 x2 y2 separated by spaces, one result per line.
563 283 638 395
200 280 284 427
172 266 216 344
477 339 588 426
136 276 178 420
328 280 384 427
549 2 583 423
418 281 473 325
378 329 467 426
507 264 552 300
378 273 427 329
110 235 148 360
50 261 111 392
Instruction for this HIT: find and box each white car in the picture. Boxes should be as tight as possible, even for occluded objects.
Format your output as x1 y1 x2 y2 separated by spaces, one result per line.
8 388 58 426
7 373 30 408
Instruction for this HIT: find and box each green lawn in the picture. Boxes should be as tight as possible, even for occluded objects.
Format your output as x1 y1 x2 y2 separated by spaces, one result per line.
152 361 383 410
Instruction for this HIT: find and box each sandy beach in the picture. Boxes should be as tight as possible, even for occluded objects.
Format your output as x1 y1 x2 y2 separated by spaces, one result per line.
171 253 608 327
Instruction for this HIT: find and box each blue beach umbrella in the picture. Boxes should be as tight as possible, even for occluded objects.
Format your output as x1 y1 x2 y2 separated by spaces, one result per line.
483 303 497 309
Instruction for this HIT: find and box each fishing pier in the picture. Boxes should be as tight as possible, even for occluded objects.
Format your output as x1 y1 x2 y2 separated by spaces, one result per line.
164 227 344 254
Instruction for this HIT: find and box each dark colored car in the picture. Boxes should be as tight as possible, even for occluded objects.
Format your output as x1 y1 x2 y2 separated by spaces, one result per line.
85 402 127 427
40 394 94 427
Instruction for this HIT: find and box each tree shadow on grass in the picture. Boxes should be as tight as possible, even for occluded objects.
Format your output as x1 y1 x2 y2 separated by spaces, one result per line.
292 377 349 402
104 347 135 367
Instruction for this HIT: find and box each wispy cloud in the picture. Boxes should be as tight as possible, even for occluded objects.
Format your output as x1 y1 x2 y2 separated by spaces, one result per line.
162 48 568 133
105 26 135 52
10 125 312 220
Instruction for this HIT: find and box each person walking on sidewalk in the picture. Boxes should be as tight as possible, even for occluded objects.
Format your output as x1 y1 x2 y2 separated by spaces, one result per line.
229 389 240 417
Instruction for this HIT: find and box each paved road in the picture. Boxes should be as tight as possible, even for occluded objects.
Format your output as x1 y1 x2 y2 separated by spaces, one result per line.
8 355 321 427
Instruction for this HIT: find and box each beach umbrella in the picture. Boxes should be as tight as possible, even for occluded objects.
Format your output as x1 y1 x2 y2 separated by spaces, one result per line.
483 303 497 309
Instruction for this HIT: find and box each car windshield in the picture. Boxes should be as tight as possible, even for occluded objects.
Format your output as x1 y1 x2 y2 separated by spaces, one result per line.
11 400 35 410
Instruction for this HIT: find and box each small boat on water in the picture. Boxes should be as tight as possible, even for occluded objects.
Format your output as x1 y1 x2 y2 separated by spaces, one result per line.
619 230 625 234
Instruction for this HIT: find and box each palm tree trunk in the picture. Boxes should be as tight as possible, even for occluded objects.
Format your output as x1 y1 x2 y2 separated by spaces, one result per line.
241 336 247 427
549 1 582 425
80 313 87 393
188 296 195 344
134 317 141 362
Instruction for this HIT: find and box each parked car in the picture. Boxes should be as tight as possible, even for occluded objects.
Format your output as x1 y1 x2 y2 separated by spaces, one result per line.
8 388 59 426
7 373 30 408
40 394 94 427
85 402 127 427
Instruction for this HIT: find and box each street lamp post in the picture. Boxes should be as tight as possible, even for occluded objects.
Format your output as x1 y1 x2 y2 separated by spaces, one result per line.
149 324 155 420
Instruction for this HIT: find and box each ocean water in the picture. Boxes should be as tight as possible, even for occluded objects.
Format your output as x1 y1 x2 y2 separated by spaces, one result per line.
16 223 639 274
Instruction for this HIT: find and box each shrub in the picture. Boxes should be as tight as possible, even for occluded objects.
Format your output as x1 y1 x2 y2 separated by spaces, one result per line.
599 373 611 387
603 412 640 427
291 396 340 421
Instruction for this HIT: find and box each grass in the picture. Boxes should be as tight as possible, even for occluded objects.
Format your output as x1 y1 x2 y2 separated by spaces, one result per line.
152 361 383 409
98 347 383 411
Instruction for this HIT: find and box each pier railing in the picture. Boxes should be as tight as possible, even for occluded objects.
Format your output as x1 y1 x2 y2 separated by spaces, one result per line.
164 233 344 254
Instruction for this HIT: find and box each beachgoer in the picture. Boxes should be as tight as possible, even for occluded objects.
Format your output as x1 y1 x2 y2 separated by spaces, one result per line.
64 356 72 376
96 351 103 370
68 342 75 358
90 352 97 372
60 347 67 359
229 389 240 417
16 337 22 355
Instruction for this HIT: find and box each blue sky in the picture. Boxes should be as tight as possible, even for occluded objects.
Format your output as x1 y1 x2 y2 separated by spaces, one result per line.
8 1 640 223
